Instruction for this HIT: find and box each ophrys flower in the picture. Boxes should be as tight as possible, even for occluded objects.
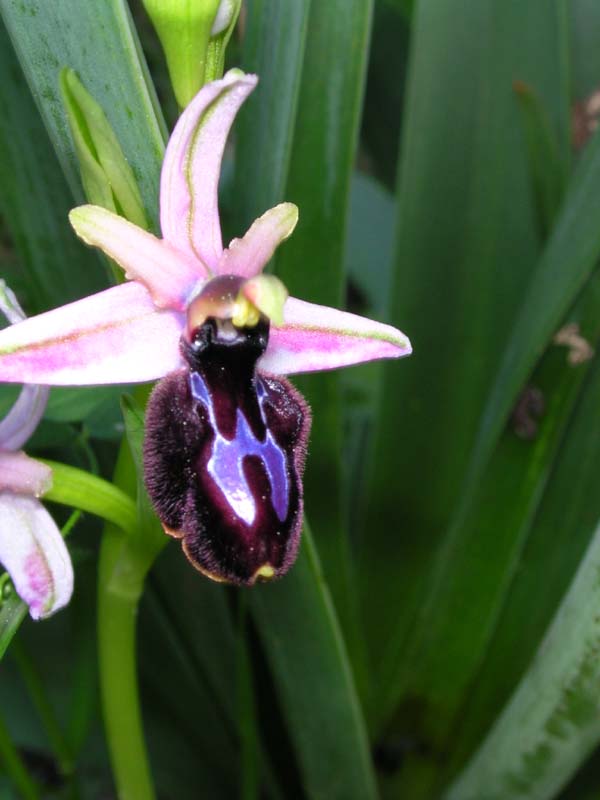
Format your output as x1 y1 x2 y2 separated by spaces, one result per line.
0 70 411 585
0 282 73 618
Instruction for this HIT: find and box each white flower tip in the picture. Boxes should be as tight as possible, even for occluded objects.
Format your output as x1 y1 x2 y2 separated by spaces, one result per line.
68 204 99 244
0 494 73 621
223 68 258 90
275 203 299 241
0 451 53 497
210 0 237 35
25 546 73 620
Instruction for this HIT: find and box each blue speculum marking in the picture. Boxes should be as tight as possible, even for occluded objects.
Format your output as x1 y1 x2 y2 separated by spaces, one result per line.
190 371 289 525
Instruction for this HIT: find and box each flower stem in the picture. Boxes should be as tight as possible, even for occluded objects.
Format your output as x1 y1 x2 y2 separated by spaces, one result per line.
98 527 155 800
0 708 40 800
97 388 162 800
41 460 137 533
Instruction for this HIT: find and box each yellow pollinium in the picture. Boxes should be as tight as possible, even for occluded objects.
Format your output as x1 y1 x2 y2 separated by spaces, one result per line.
232 294 261 328
254 564 276 581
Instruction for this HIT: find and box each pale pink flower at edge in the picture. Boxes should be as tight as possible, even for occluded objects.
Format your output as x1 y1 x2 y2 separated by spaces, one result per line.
0 283 73 619
0 69 411 390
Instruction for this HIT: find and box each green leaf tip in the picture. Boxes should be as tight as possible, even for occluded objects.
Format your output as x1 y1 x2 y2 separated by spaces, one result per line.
60 68 147 229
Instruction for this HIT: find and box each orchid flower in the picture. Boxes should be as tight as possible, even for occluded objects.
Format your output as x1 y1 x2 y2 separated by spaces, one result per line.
0 283 73 619
0 69 411 585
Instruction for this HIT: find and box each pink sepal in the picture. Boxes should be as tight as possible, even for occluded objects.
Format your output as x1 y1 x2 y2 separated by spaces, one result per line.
218 203 298 278
160 70 258 271
0 282 183 385
69 205 204 310
260 297 412 375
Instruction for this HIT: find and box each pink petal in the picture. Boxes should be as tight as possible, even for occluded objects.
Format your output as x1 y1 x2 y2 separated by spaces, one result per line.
0 452 53 496
160 69 258 271
0 282 184 385
0 386 49 452
218 203 299 278
0 493 73 619
260 297 412 375
69 205 204 310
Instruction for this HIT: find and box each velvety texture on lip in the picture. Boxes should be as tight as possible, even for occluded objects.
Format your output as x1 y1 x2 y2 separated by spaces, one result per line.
143 318 310 585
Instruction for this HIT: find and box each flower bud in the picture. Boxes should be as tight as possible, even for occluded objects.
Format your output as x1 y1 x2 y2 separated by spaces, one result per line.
142 0 241 108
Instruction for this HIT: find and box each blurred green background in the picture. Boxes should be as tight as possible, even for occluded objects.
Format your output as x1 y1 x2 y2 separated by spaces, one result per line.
2 0 600 797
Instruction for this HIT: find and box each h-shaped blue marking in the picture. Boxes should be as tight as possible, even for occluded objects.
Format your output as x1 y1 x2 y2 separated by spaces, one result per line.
190 371 289 526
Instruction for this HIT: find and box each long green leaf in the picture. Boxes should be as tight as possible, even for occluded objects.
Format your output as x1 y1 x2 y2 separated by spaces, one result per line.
273 0 374 668
463 107 600 539
445 313 600 780
446 512 600 800
360 0 570 707
375 273 600 796
0 0 166 227
250 525 377 800
0 21 104 312
232 0 310 234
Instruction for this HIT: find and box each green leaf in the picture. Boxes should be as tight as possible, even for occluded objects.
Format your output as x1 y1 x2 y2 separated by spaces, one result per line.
465 92 600 537
359 0 571 709
373 273 600 795
570 0 600 98
45 386 126 424
446 512 600 800
60 68 148 229
0 23 104 313
444 306 600 779
274 0 374 672
250 524 377 800
0 588 27 662
1 0 166 228
514 80 568 238
233 0 310 235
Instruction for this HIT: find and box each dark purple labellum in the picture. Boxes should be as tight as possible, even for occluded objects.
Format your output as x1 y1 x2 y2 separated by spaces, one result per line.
143 308 310 586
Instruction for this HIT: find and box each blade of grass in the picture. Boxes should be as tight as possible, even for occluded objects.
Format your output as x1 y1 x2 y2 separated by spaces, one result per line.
0 22 104 312
444 305 600 781
232 0 310 235
445 512 600 800
0 0 166 227
360 0 570 711
250 523 377 800
273 0 374 678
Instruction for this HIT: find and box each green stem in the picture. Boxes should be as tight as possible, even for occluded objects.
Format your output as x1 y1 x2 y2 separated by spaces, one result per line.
97 387 161 800
0 709 40 800
41 459 137 532
98 527 155 800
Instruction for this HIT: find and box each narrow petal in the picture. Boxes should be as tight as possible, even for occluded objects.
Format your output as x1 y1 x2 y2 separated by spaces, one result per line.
160 69 258 271
69 205 204 310
0 282 184 385
218 203 299 278
260 297 412 375
0 493 73 619
0 386 49 452
0 280 26 324
0 452 53 496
